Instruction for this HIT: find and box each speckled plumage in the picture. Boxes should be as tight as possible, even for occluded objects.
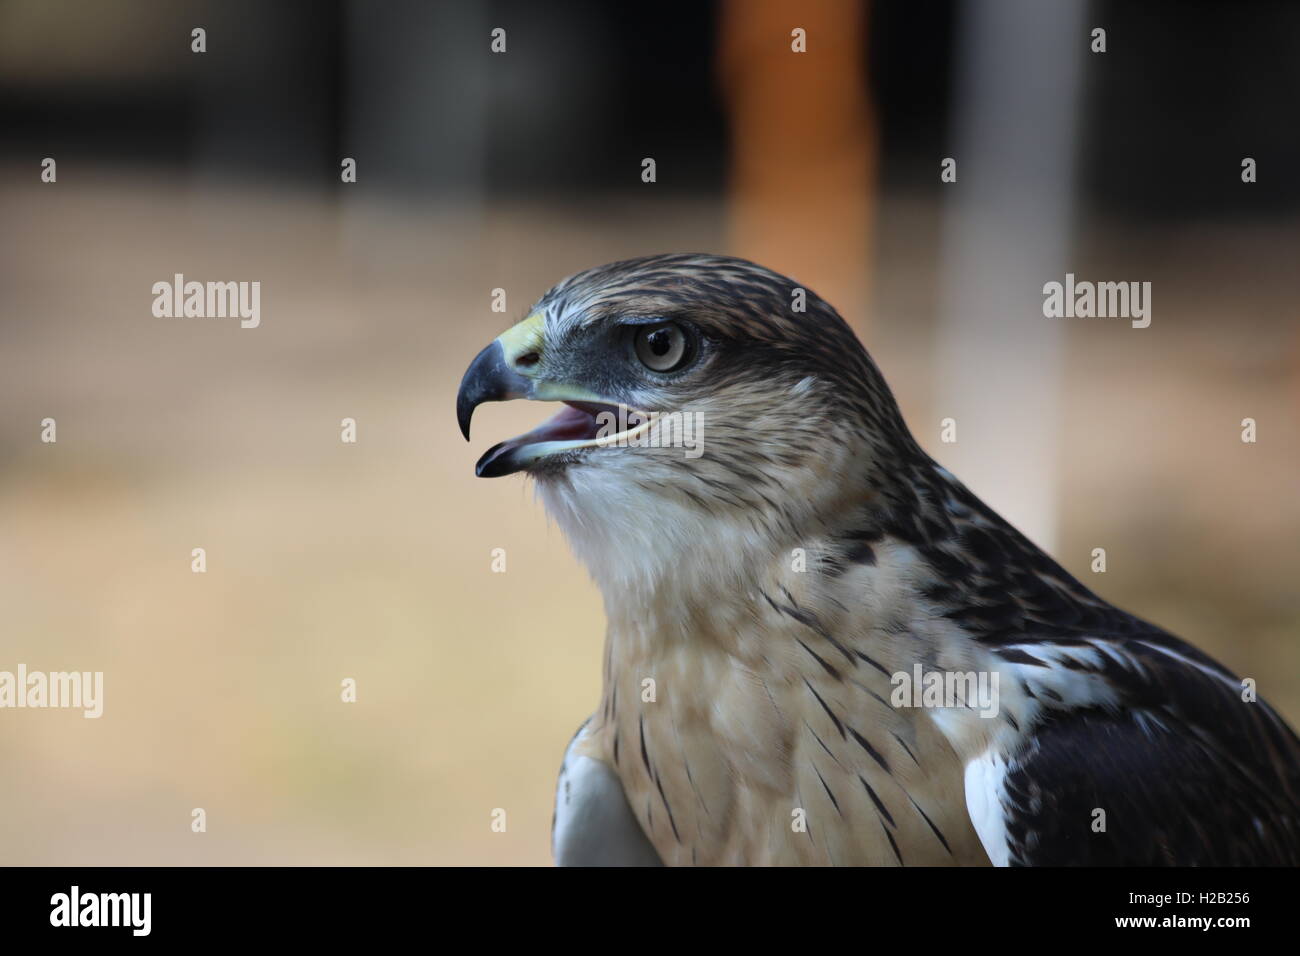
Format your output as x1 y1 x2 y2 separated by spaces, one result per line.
462 253 1300 866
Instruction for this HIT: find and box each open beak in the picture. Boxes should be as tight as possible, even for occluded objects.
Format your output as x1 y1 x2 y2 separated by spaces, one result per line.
456 314 651 478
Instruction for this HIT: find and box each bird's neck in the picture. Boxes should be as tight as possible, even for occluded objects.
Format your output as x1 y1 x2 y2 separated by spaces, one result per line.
536 446 940 651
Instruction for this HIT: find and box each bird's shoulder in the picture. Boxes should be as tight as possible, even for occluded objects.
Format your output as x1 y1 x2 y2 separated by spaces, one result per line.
837 458 1300 865
973 627 1300 865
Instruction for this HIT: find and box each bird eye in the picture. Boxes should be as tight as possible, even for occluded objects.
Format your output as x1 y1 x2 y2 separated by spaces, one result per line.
634 323 692 373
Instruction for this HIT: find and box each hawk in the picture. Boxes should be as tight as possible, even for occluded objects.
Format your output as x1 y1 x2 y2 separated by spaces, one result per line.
456 253 1300 866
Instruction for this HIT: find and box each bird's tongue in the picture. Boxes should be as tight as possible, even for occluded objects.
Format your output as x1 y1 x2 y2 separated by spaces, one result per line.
474 403 600 475
529 403 601 442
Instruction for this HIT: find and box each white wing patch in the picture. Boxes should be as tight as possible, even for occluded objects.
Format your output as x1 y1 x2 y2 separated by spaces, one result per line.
963 750 1012 867
553 719 663 867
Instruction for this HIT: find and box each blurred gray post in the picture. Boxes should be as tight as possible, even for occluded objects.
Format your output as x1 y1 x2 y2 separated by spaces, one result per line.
935 0 1086 551
342 0 489 270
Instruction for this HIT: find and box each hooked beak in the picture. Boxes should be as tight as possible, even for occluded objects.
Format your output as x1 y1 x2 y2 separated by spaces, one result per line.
456 339 531 442
455 313 651 478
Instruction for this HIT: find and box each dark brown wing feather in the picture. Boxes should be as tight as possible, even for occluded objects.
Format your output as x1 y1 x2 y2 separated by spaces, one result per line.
1002 639 1300 866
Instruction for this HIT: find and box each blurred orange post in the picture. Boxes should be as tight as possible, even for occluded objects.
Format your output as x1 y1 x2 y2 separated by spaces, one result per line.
718 0 876 331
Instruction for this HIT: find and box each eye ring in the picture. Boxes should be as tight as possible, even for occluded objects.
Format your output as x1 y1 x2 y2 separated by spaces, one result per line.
633 322 693 373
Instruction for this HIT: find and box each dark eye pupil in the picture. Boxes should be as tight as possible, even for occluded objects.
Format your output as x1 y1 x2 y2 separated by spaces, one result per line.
648 329 672 355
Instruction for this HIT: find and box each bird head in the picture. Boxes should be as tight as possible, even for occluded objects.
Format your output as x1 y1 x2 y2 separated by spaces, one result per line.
456 254 919 592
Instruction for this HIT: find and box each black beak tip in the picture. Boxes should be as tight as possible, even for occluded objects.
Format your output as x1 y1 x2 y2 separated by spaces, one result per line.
474 442 519 478
456 394 474 441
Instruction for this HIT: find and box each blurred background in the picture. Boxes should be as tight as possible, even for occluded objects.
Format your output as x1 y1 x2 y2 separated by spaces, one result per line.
1 0 1297 865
